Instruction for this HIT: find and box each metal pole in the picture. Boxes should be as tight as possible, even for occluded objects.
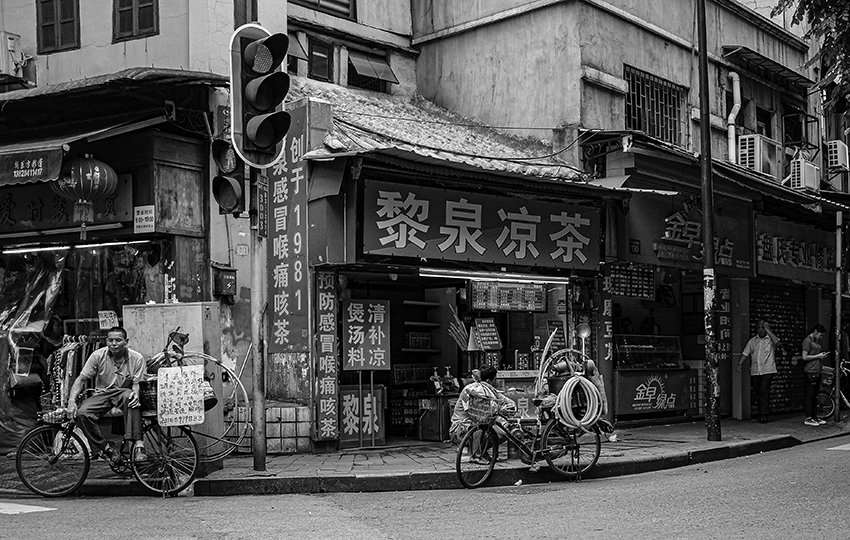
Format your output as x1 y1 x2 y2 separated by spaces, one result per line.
697 0 721 441
835 211 843 423
251 169 267 471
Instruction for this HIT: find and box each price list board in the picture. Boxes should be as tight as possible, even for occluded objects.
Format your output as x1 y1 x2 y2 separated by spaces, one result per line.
609 264 654 300
470 281 547 312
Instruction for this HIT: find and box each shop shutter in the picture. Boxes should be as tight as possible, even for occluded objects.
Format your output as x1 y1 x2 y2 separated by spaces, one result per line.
748 282 807 414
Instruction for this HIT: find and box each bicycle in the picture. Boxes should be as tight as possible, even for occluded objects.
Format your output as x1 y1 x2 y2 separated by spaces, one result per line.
455 398 603 489
16 401 200 497
817 360 850 419
145 328 251 461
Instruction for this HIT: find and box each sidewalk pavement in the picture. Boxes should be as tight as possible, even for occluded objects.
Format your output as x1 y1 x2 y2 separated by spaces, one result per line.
3 412 849 498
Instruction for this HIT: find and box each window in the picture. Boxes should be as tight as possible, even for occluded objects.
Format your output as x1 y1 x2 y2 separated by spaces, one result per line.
347 50 398 92
290 0 355 20
113 0 158 42
309 39 333 82
624 65 686 146
37 0 80 54
756 107 772 138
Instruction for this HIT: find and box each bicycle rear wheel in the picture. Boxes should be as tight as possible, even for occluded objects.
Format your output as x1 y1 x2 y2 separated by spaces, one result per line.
16 425 90 497
456 425 497 489
817 391 836 419
541 419 601 479
133 423 199 496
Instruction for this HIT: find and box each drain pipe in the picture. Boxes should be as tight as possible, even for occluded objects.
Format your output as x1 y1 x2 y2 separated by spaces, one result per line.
727 71 741 163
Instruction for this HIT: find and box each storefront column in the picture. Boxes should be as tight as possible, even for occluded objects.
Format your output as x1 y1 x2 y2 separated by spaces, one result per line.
730 278 750 420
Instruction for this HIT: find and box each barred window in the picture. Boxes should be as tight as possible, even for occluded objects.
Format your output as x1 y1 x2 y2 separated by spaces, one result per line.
290 0 355 21
38 0 80 54
624 65 686 146
113 0 158 42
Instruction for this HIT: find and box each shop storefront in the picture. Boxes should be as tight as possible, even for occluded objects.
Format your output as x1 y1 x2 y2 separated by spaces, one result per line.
0 72 224 454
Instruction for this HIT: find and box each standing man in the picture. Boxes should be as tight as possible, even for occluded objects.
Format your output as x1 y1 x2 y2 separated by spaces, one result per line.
66 326 147 463
737 320 779 423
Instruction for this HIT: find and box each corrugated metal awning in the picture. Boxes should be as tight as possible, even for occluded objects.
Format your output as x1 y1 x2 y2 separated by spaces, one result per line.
722 45 813 88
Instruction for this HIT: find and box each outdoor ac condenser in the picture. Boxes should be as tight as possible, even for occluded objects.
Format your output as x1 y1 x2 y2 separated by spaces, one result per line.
827 140 849 172
788 159 820 193
738 134 782 181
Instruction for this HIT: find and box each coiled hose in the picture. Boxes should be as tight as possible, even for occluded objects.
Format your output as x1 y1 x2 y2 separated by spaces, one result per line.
554 375 602 429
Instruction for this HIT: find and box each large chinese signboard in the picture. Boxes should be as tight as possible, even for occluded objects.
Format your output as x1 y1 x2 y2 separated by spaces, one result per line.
315 271 339 440
362 180 601 270
342 299 390 371
615 370 690 414
625 193 753 277
756 214 834 285
339 385 385 447
267 104 309 353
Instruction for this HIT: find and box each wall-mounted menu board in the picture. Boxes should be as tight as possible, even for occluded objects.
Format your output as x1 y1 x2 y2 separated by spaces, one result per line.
609 264 654 300
470 281 547 312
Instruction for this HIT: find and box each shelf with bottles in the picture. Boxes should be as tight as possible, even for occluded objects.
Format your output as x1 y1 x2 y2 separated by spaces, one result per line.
402 300 442 356
615 334 683 369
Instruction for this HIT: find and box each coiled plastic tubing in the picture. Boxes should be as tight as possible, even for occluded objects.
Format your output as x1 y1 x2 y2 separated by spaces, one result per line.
554 374 602 430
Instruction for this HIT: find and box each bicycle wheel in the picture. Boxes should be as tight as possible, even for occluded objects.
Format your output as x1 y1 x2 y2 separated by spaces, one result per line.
133 423 199 496
152 351 250 460
541 418 601 479
817 391 836 419
16 425 90 497
456 425 497 489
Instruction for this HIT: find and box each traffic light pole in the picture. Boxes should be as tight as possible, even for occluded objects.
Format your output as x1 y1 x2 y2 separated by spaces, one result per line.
697 0 721 441
250 168 267 471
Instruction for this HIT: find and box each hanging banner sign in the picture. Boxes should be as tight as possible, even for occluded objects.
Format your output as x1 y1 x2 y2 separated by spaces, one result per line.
342 299 390 371
315 271 339 440
267 104 310 353
362 180 601 270
156 365 205 427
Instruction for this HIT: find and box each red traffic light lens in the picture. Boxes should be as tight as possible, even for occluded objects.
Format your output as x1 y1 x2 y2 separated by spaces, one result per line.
244 34 289 75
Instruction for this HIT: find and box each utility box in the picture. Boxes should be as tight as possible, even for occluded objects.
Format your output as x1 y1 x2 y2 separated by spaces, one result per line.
122 302 225 475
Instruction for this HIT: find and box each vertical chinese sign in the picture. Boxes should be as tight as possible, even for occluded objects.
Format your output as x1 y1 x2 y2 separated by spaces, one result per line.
340 299 390 446
267 104 311 398
315 271 338 440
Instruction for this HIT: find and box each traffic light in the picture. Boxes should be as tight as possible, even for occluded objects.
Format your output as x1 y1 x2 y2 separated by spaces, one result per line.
212 139 245 216
230 23 291 169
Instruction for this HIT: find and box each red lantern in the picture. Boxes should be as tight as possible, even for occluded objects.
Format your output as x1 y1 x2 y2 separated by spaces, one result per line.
51 154 118 225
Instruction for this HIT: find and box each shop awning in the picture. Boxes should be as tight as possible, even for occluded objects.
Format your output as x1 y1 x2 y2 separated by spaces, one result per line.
722 45 814 88
348 50 399 84
0 116 165 187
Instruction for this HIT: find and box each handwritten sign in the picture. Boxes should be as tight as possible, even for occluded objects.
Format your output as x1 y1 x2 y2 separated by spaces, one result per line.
156 365 204 426
468 318 502 351
98 310 119 330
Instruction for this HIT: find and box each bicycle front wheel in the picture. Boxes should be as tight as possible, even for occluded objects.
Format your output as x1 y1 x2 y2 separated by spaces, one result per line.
817 391 836 419
541 419 601 479
16 425 90 497
456 425 497 489
133 423 199 496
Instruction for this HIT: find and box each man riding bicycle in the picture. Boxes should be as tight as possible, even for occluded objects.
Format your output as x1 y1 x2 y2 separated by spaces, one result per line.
66 326 147 464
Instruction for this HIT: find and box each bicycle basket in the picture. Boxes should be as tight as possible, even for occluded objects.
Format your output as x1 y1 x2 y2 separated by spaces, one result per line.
140 378 158 411
40 409 67 424
466 395 499 423
821 366 836 387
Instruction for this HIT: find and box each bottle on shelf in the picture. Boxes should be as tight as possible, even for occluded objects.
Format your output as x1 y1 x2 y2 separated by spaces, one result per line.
431 368 443 394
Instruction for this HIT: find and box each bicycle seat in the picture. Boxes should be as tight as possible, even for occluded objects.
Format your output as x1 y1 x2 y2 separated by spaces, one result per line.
532 398 543 406
169 331 190 346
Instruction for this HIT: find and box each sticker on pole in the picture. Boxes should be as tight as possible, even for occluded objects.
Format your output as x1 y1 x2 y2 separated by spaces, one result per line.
156 365 205 426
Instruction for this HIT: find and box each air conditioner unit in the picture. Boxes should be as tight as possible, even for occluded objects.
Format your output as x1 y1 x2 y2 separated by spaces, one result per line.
788 159 819 192
738 134 782 180
827 140 850 171
0 31 23 76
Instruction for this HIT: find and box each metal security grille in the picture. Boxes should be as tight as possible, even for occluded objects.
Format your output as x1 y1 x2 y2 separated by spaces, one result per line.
624 65 685 146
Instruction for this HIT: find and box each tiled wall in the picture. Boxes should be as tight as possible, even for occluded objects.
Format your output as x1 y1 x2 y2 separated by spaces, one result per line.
227 405 313 454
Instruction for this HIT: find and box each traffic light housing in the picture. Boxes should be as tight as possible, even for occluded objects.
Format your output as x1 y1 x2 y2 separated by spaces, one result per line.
230 24 291 169
212 139 245 216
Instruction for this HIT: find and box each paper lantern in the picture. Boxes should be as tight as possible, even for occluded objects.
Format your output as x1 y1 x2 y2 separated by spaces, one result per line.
50 154 118 223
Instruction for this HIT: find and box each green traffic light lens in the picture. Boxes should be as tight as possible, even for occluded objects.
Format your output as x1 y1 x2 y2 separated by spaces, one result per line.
218 145 238 174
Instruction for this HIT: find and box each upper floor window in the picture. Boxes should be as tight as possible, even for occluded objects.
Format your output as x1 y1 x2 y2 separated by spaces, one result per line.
309 39 333 82
37 0 80 54
290 0 355 20
347 50 398 93
624 65 686 146
113 0 158 42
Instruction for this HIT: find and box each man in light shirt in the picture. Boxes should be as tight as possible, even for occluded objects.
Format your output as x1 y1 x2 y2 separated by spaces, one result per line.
737 320 780 423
